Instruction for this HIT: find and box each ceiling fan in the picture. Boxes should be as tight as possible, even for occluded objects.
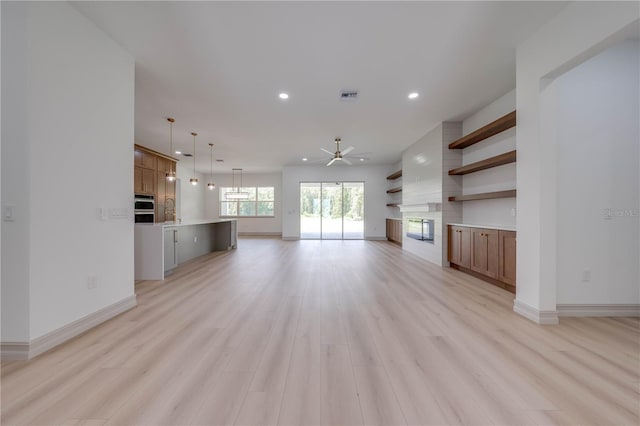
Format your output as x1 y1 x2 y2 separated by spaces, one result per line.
322 137 355 166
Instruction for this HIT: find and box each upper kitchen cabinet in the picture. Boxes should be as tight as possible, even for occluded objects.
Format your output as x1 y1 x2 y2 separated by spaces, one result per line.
134 166 156 195
134 147 157 170
133 144 178 222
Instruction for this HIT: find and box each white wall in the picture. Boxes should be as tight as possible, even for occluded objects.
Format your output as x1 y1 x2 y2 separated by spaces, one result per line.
401 124 444 265
515 1 639 320
1 2 30 342
1 2 135 341
204 172 283 235
462 90 517 228
176 161 206 221
554 39 639 305
282 165 389 239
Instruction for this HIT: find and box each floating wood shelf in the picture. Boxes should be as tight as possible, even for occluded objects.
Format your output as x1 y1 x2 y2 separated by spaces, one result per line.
448 111 516 149
386 203 400 207
448 150 517 175
386 170 402 180
386 187 402 194
448 189 516 202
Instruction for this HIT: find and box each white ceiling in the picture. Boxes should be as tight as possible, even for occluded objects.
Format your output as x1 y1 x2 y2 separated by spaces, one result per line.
71 1 566 173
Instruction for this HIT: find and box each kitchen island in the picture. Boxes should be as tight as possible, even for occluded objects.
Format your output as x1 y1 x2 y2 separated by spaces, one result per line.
135 219 237 280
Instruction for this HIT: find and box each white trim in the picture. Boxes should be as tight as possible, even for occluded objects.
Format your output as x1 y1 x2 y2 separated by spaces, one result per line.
398 203 441 213
0 342 30 360
365 236 387 241
1 295 137 360
238 232 282 237
557 304 640 317
513 299 559 325
282 237 300 241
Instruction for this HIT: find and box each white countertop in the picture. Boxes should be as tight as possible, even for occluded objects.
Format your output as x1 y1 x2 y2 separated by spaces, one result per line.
136 219 236 228
448 223 516 231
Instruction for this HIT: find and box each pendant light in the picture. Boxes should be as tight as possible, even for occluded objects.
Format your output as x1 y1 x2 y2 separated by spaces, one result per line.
226 168 250 199
207 143 215 190
166 118 176 181
190 132 198 186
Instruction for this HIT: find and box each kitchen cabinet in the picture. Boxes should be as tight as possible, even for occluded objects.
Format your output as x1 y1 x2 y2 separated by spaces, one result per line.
134 144 178 222
498 230 517 286
134 166 156 195
386 219 403 245
164 228 178 272
448 226 470 268
156 171 166 223
448 224 515 292
470 228 499 279
135 148 157 170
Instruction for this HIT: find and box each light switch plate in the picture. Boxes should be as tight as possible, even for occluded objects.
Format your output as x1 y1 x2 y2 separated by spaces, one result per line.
3 205 15 222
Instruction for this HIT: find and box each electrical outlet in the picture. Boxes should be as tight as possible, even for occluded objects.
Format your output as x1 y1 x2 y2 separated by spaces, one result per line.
582 269 591 282
194 235 198 243
511 208 516 217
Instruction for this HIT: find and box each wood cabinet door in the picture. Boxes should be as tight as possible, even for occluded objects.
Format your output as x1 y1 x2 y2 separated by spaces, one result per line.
449 226 470 268
471 228 498 278
156 171 166 223
140 168 155 194
499 230 517 286
134 166 143 193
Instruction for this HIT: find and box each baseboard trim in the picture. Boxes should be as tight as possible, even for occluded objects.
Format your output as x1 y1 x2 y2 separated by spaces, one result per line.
238 232 282 237
1 294 137 360
0 342 30 361
281 237 299 241
513 299 559 325
557 304 640 317
365 236 387 241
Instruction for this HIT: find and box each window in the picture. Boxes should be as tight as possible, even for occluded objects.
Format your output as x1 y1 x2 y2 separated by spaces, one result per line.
220 187 275 217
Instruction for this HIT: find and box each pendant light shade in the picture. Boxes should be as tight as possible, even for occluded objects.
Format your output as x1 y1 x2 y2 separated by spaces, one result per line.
227 168 250 199
190 132 198 186
207 143 215 190
166 118 176 181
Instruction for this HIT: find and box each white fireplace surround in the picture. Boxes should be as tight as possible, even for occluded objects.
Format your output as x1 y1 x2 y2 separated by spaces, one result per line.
398 203 441 213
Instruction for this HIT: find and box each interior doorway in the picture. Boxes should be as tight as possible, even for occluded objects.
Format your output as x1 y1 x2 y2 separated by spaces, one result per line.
300 182 364 239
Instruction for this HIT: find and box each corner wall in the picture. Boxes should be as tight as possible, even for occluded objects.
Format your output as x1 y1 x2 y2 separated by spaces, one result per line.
1 2 135 345
515 1 639 322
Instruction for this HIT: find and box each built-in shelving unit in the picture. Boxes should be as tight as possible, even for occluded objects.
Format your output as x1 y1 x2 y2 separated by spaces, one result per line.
386 170 402 180
448 150 516 176
447 110 517 202
448 111 516 149
386 169 402 209
448 190 516 202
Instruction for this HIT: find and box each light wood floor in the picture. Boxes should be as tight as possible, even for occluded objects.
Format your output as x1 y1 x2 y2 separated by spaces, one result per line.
2 238 639 425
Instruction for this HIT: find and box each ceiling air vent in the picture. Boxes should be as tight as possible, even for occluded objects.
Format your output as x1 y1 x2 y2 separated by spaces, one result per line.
340 90 359 100
182 153 193 157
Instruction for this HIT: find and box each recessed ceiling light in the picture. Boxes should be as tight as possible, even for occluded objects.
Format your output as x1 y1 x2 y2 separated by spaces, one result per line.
279 93 289 100
408 92 419 99
359 158 365 162
175 150 181 155
302 157 308 162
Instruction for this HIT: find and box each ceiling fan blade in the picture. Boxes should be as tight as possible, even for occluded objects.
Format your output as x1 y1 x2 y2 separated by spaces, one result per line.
321 148 335 155
341 146 355 155
342 158 352 165
327 158 336 166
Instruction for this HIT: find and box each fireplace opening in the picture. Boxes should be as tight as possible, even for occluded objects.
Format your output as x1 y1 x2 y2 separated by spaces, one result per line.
407 218 434 243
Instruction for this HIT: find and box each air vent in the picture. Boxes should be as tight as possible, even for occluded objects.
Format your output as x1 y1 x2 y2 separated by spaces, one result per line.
340 90 359 100
216 159 224 163
182 153 193 157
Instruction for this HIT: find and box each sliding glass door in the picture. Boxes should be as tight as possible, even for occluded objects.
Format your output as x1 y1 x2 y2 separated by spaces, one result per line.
300 182 364 240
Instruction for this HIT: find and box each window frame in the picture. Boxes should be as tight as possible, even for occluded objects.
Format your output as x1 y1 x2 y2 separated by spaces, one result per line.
219 186 275 218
